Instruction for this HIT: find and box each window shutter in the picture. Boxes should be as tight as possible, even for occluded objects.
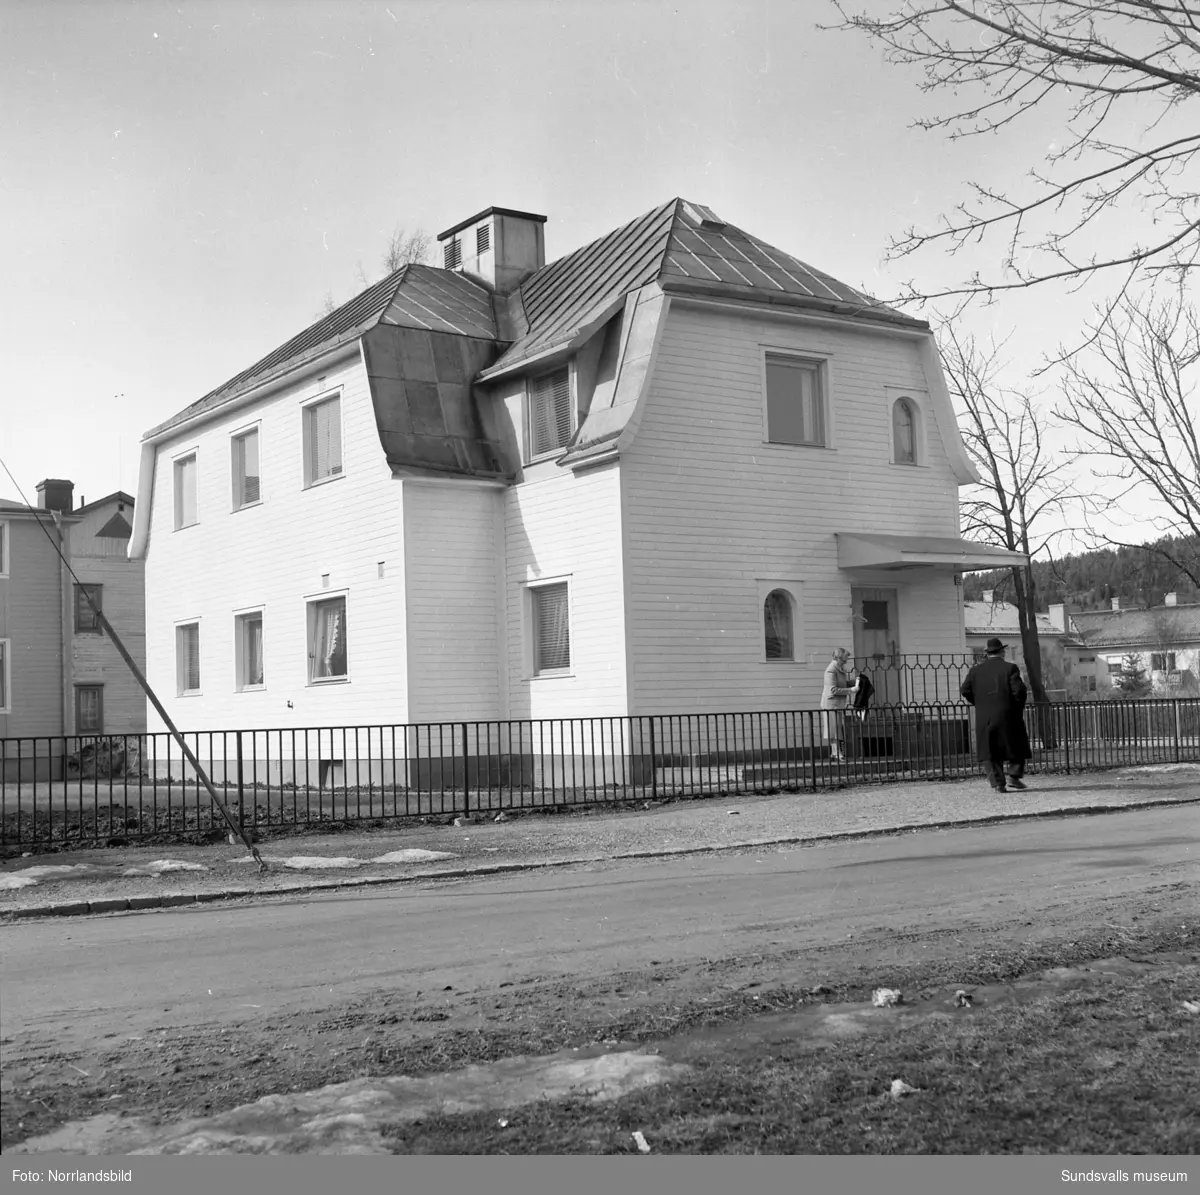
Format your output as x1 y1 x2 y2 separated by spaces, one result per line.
531 369 572 456
533 583 570 671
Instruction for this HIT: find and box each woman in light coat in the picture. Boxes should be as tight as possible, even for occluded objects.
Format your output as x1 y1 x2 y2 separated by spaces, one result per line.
821 647 857 760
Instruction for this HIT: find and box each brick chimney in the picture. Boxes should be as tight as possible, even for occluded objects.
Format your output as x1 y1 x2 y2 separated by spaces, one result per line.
1048 603 1068 633
36 478 74 514
1111 597 1120 611
1165 592 1179 607
437 206 547 294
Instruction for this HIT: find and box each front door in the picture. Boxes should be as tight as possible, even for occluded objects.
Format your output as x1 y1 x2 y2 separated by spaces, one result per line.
851 587 902 703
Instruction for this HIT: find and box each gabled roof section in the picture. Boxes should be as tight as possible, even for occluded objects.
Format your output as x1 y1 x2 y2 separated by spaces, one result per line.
1069 605 1200 648
485 198 922 377
76 491 134 516
96 512 133 539
144 266 496 440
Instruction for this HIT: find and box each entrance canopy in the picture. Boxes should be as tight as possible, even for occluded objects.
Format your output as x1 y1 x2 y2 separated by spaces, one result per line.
837 533 1029 572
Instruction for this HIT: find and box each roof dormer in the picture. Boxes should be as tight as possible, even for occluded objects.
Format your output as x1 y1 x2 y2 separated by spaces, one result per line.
437 206 547 294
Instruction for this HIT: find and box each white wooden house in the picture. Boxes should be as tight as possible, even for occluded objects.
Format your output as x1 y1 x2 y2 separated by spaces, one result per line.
130 199 1023 778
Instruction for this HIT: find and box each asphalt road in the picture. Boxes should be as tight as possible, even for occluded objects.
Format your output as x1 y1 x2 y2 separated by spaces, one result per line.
2 805 1195 1050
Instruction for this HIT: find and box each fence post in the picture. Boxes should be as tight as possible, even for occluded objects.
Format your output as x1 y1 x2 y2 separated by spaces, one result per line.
1063 705 1071 775
1173 700 1181 764
461 722 470 817
235 730 245 838
649 716 658 802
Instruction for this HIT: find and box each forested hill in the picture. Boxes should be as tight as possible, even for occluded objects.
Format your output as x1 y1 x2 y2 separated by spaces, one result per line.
962 538 1200 612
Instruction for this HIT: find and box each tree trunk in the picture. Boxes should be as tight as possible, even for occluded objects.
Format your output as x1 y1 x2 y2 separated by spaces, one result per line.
1010 564 1058 748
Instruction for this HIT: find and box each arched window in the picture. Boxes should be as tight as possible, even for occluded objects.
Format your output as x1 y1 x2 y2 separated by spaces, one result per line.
893 398 916 464
764 589 793 660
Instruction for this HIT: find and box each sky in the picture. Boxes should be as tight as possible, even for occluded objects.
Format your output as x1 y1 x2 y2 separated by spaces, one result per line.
0 0 1172 547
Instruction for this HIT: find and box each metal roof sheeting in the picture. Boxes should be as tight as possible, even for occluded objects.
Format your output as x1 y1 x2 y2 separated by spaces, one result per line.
1069 605 1200 648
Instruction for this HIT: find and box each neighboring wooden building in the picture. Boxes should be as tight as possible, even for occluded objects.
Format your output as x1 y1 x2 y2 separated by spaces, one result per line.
0 481 146 767
1049 596 1200 698
130 198 1024 769
963 589 1071 697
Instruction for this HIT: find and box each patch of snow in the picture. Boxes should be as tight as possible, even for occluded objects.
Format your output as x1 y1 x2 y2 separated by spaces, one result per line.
0 874 41 890
279 856 365 870
122 860 209 876
0 864 96 889
1118 763 1200 774
372 849 456 864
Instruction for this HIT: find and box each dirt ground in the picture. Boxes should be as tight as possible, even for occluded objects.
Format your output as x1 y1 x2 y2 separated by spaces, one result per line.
3 878 1195 1151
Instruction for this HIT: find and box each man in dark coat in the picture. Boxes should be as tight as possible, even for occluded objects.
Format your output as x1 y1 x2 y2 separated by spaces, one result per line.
959 638 1032 792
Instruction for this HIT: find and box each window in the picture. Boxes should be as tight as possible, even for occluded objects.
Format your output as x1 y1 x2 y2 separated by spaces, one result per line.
236 612 265 689
1087 676 1097 692
765 353 825 446
174 453 198 529
74 584 103 633
0 520 8 577
304 397 343 485
893 398 916 464
528 368 573 458
75 685 103 734
308 596 347 681
0 639 9 712
531 582 570 674
476 224 490 255
443 237 462 269
763 590 794 660
232 428 261 508
1151 652 1177 671
176 623 201 694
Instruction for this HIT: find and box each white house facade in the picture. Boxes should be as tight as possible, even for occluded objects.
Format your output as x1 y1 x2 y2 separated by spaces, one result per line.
131 199 1025 778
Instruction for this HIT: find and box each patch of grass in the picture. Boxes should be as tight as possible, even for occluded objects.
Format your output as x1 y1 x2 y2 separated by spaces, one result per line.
380 965 1200 1155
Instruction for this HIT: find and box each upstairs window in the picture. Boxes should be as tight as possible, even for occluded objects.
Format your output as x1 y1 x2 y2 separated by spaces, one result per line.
74 584 103 633
765 354 825 446
443 237 462 269
529 367 573 458
763 590 794 660
0 521 8 577
176 622 201 695
1151 652 1177 671
174 453 198 529
531 582 570 674
893 398 917 464
304 396 343 485
232 428 261 508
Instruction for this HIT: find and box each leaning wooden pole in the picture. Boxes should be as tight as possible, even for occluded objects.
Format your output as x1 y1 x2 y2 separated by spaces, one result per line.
91 604 266 870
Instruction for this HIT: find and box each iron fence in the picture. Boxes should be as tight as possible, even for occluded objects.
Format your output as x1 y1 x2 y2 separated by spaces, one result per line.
851 654 976 705
2 697 1198 849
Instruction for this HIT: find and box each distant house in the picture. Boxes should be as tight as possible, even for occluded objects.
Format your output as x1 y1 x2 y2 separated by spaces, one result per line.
129 197 1024 775
0 481 146 772
963 589 1071 695
1049 595 1200 697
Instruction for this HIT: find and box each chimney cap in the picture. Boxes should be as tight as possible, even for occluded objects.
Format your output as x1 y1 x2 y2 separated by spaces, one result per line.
437 206 548 243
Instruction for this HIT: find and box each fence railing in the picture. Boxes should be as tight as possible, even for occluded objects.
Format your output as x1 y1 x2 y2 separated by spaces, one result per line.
851 654 976 705
2 697 1198 849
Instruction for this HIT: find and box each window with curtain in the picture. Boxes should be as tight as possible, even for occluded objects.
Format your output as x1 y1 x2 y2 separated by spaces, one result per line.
310 596 347 680
893 398 916 464
305 397 343 485
765 354 825 446
0 639 9 710
176 623 200 693
174 454 197 528
763 590 794 660
529 368 573 457
532 583 570 673
74 584 103 633
237 612 265 688
233 428 261 507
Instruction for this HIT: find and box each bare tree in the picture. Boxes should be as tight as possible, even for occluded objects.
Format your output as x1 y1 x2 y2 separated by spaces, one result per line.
316 291 337 319
1056 289 1200 587
381 227 432 275
832 1 1200 302
940 322 1082 712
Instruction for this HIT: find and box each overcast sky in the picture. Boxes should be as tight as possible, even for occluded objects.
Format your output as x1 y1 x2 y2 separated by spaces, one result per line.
0 0 1161 545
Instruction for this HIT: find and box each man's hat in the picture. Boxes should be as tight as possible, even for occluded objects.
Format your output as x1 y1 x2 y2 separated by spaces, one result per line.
985 637 1006 654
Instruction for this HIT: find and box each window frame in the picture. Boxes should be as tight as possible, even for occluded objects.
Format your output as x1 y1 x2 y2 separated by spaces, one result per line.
306 592 350 685
1151 651 1177 671
302 392 345 488
762 589 796 662
75 684 104 734
0 520 9 577
231 423 263 511
755 579 803 664
762 349 831 449
892 397 917 465
176 620 202 696
526 364 575 463
173 450 199 530
885 387 928 467
527 578 572 677
0 638 10 713
74 583 103 634
234 608 266 691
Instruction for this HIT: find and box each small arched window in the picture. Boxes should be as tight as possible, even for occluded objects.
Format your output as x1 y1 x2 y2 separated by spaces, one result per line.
764 589 793 660
893 398 916 464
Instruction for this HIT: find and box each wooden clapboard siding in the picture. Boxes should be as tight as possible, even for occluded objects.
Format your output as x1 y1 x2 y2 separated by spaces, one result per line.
143 354 410 733
403 480 505 722
621 302 966 714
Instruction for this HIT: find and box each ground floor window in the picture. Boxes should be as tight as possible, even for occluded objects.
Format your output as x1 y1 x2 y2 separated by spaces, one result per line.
176 623 201 694
75 685 103 733
0 639 9 712
531 582 570 674
763 589 794 660
308 596 348 681
236 611 265 689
